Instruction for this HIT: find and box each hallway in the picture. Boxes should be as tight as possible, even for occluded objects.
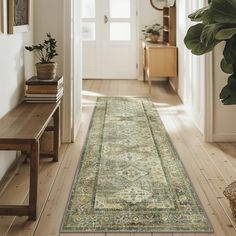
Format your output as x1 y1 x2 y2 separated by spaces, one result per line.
0 80 235 235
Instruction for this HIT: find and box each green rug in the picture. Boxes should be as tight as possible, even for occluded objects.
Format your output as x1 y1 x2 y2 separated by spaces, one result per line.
61 97 213 233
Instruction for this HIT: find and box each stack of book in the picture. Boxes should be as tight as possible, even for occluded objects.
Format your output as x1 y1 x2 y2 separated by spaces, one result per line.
25 76 63 103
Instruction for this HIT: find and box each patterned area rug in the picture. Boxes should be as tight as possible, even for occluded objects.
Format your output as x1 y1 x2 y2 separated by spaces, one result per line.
61 97 213 233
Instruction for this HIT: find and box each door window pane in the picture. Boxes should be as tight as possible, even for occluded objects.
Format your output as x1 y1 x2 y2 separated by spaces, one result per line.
81 0 95 18
82 23 95 40
110 0 130 18
110 23 131 40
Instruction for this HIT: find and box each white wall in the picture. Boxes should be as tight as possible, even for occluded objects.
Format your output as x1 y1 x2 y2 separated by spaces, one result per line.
34 0 63 76
138 0 163 79
212 44 236 141
0 0 34 180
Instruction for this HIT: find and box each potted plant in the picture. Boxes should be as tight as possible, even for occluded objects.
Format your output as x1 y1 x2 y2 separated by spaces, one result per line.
25 33 59 80
142 23 163 43
184 0 236 105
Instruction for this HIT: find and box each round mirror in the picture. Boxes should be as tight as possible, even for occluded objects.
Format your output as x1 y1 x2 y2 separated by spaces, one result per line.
150 0 175 11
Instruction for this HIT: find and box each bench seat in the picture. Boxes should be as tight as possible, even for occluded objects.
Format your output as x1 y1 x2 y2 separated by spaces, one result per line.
0 101 60 220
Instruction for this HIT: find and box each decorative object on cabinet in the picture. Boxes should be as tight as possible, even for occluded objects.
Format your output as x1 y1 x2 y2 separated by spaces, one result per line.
150 0 166 11
142 41 178 95
142 23 163 43
163 6 176 46
150 0 175 11
8 0 30 34
25 33 59 80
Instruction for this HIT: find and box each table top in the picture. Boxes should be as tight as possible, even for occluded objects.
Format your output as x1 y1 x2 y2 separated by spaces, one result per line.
0 102 60 143
142 40 177 49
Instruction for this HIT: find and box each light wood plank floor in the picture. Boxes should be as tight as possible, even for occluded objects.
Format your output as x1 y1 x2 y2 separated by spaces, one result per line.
0 79 236 236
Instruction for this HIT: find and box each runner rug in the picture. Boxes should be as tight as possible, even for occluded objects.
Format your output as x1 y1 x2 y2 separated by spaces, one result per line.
61 97 213 233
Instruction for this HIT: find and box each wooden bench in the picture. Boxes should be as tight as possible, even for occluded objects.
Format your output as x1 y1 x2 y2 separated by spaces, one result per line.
0 102 60 220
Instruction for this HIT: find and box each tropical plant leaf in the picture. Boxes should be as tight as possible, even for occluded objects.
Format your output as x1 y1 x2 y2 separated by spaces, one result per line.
220 76 236 105
223 35 236 64
184 23 218 55
202 6 215 24
200 23 222 47
216 27 236 40
188 5 215 24
211 0 236 24
188 6 209 22
220 58 233 74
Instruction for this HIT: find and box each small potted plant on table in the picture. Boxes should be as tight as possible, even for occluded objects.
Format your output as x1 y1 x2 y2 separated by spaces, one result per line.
25 33 59 80
142 23 163 43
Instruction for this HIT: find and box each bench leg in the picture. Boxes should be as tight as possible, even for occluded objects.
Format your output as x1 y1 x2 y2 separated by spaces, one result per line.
53 106 60 162
29 141 39 220
143 68 146 82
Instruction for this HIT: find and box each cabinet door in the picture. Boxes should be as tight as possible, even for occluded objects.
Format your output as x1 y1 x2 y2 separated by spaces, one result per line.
147 47 177 78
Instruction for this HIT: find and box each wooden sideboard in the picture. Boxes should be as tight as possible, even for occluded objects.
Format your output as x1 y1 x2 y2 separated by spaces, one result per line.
142 41 178 95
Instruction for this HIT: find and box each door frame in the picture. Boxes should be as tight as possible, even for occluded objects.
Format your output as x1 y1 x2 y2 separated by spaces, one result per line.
203 0 214 142
82 0 138 80
204 52 214 142
63 0 82 143
62 0 73 143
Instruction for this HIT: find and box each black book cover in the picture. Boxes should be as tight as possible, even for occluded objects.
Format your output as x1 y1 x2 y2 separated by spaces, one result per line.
26 76 63 85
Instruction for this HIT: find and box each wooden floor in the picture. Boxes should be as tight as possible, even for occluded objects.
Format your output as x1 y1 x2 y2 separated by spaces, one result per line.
0 79 236 236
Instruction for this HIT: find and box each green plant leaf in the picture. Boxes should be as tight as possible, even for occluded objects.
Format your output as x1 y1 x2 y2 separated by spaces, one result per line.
184 23 218 55
25 33 58 63
215 27 236 40
188 6 209 22
212 0 236 24
220 58 233 74
200 23 222 47
223 35 236 64
188 5 215 24
220 76 236 105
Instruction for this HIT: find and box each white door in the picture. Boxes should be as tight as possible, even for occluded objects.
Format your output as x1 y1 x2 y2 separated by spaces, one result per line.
81 0 137 79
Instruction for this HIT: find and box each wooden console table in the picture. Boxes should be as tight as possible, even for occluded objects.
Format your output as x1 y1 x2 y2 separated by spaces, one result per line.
0 102 60 220
142 41 178 95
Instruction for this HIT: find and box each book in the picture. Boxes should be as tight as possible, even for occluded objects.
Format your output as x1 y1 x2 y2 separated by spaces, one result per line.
25 100 61 104
24 93 63 103
25 89 63 98
26 89 59 94
25 97 61 101
27 83 63 91
25 76 63 86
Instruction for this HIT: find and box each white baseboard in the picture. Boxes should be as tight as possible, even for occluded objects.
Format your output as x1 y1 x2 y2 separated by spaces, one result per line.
213 133 236 142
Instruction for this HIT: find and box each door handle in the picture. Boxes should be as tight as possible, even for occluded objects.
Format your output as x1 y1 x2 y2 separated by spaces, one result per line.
104 15 109 24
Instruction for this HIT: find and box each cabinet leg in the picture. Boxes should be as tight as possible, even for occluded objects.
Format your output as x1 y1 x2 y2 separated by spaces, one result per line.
143 68 146 82
148 77 151 96
29 141 39 220
53 106 60 162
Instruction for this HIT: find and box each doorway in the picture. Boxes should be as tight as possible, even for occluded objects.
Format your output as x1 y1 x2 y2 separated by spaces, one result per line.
81 0 138 79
